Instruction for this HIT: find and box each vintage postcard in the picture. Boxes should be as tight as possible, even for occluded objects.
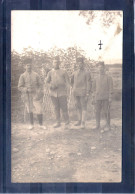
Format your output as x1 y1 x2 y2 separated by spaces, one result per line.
11 10 122 182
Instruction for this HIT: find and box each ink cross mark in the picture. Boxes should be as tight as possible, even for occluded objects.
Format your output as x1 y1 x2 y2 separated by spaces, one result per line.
98 40 103 50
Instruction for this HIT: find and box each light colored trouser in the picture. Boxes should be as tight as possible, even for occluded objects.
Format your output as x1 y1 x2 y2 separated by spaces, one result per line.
74 96 87 123
23 93 42 114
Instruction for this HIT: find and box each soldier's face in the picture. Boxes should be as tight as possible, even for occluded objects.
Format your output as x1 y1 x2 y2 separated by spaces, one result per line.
53 60 59 70
26 64 32 72
78 61 83 69
99 66 105 74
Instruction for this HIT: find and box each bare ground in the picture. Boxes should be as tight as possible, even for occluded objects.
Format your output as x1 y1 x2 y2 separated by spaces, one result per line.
11 119 121 183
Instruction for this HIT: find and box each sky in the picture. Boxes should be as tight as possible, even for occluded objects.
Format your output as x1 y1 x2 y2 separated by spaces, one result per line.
11 11 123 64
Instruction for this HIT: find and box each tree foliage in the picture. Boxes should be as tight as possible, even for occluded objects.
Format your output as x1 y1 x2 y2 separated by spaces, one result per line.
79 11 122 28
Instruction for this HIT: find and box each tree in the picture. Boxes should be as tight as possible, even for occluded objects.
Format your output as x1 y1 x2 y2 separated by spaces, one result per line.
79 11 122 28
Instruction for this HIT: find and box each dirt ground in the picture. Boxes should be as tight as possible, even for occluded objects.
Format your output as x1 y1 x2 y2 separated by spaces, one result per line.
11 117 121 183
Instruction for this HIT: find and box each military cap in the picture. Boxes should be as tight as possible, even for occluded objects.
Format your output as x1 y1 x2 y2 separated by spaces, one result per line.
54 56 60 61
23 57 32 64
76 57 84 63
98 61 105 67
100 61 105 65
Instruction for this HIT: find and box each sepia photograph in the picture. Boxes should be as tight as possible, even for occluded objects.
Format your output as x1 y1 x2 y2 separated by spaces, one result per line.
11 10 122 182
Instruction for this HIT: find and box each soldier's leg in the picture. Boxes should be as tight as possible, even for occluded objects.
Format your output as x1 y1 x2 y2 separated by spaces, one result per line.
33 100 46 128
29 112 34 125
95 100 102 129
74 96 82 126
51 96 61 127
103 100 110 128
59 96 69 127
80 96 87 129
25 94 34 129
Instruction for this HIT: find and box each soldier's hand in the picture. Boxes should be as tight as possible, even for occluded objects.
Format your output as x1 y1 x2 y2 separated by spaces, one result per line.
109 97 112 103
86 93 89 97
27 88 33 92
22 88 27 93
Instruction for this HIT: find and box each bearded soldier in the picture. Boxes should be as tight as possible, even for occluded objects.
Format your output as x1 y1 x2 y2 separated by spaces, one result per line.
92 62 113 131
71 57 92 129
18 58 45 130
46 56 70 129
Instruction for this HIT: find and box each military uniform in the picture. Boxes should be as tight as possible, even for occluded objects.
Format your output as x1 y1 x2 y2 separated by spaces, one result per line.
71 68 92 127
92 73 113 129
46 68 70 127
18 70 43 127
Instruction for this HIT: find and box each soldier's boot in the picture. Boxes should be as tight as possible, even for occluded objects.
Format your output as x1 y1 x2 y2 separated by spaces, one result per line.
104 112 110 131
54 109 61 128
37 114 46 129
81 111 87 129
64 122 70 130
107 111 111 127
93 111 100 130
54 122 61 128
29 112 34 130
75 120 81 126
63 112 70 130
74 110 82 126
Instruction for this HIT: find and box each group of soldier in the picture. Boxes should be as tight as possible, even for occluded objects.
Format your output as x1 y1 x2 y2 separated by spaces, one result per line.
18 56 113 132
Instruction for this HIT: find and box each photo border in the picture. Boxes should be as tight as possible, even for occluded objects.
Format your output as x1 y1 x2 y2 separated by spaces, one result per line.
0 0 134 193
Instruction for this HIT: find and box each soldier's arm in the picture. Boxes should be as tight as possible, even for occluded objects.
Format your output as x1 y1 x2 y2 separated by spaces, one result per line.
64 70 70 87
70 73 74 88
45 71 51 83
18 74 27 92
36 74 43 88
108 76 113 100
86 72 92 95
92 78 96 97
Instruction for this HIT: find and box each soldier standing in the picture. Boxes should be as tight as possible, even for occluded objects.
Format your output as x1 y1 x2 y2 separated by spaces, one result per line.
92 62 113 131
46 56 70 129
18 58 45 130
71 57 92 129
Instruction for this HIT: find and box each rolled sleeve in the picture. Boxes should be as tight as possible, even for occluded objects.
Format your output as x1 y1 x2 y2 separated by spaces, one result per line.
18 75 26 92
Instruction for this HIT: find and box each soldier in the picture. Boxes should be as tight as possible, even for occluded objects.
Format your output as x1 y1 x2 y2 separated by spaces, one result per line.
71 57 92 129
92 62 113 131
46 56 70 129
18 58 45 130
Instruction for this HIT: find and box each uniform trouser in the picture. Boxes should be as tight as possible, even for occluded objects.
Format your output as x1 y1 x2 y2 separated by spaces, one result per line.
23 93 43 125
74 96 87 111
25 97 42 114
51 96 69 124
74 96 87 122
95 99 110 127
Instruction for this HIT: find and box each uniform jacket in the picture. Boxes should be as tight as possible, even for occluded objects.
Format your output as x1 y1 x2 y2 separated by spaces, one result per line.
46 68 70 97
71 69 92 96
92 74 113 100
18 71 43 101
